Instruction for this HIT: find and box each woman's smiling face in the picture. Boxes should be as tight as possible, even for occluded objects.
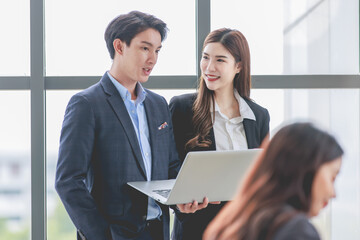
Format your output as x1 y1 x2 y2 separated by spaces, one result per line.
200 42 241 94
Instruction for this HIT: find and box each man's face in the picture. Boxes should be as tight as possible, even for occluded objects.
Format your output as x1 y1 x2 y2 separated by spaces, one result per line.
117 28 162 85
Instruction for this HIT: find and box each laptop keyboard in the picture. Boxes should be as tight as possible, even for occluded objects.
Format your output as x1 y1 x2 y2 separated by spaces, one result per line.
153 189 171 198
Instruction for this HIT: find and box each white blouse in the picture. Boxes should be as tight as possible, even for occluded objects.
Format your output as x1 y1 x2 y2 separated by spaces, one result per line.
211 90 256 151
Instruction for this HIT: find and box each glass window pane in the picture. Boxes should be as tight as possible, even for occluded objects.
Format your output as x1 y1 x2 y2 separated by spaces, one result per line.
47 90 79 240
0 1 30 76
326 90 359 240
211 0 359 74
279 89 360 240
0 91 30 239
45 0 196 76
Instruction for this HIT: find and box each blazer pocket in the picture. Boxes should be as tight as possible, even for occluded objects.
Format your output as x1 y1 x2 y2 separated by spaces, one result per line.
109 223 140 239
157 127 169 136
106 203 124 218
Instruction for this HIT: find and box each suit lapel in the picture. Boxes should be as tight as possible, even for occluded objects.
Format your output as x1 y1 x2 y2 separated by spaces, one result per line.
100 74 147 179
143 94 160 178
243 119 259 149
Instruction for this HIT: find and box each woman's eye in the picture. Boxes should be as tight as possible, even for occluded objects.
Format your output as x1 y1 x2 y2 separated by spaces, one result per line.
217 59 225 62
202 56 208 59
143 47 149 51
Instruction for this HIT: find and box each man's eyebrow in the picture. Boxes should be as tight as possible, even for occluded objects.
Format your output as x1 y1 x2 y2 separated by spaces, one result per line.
141 41 162 49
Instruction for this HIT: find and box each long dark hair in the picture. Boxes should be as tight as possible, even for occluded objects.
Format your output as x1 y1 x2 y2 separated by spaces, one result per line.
186 28 252 150
203 122 344 240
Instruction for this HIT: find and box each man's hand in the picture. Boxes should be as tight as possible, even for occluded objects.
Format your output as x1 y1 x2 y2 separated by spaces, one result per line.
176 197 212 213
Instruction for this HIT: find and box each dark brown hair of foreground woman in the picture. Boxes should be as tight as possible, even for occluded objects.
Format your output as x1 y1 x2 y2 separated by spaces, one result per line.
203 122 343 240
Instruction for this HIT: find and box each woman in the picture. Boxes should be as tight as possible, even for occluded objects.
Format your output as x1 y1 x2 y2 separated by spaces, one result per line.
169 28 270 239
203 122 343 240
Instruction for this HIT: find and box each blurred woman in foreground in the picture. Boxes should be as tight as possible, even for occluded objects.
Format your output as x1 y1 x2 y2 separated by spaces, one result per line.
203 122 343 240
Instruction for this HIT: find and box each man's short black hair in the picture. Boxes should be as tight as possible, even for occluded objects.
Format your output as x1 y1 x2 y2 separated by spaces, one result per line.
104 11 168 59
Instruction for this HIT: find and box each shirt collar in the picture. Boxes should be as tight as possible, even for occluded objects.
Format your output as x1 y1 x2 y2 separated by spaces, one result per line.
210 90 256 121
107 71 147 104
234 90 256 121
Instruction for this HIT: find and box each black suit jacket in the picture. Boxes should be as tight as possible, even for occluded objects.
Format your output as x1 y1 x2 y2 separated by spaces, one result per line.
55 73 180 240
272 213 320 240
169 93 270 240
244 205 320 240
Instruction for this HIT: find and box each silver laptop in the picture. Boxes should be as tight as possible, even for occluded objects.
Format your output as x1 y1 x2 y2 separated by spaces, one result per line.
127 149 262 205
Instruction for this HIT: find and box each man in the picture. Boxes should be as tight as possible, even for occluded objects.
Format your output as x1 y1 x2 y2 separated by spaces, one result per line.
55 11 207 240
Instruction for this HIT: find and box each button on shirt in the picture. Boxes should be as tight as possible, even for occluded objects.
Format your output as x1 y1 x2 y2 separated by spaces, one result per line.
211 90 256 151
107 72 162 220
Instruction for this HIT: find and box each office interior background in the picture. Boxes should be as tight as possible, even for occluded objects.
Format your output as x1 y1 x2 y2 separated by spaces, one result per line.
0 0 359 239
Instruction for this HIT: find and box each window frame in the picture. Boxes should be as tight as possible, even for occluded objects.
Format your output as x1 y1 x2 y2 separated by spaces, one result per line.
0 0 359 239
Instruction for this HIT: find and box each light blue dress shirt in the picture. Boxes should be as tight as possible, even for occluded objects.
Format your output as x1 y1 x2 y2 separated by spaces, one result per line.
107 72 162 220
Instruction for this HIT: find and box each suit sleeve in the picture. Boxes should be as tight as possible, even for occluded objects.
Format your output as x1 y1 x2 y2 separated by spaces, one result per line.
168 95 194 218
260 108 270 143
55 94 109 240
169 95 188 162
164 97 181 179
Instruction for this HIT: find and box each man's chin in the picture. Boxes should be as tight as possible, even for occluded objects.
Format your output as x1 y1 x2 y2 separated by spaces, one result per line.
139 77 150 83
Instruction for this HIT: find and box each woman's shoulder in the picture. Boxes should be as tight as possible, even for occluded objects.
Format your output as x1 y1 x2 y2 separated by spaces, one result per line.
170 92 197 104
244 98 268 115
169 93 197 112
242 98 269 124
272 213 320 240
